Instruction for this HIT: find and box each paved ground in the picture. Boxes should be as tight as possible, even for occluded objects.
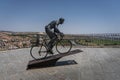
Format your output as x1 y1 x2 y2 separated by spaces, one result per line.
0 48 120 80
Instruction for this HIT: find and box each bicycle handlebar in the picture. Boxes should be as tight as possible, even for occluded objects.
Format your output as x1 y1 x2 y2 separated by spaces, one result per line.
57 33 64 41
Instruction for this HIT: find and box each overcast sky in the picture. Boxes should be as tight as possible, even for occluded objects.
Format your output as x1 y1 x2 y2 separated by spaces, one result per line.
0 0 120 34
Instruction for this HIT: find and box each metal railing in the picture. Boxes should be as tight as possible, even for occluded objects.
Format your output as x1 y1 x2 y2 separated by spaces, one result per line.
69 33 120 48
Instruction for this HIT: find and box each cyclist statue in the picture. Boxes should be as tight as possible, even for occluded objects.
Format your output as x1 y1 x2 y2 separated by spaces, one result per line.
45 18 64 54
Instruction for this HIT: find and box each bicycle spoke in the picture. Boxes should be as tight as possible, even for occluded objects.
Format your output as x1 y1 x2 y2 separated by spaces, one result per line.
56 40 72 54
30 45 47 60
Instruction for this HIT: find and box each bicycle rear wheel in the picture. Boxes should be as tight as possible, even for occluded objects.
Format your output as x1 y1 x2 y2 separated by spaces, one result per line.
56 40 72 54
30 45 47 60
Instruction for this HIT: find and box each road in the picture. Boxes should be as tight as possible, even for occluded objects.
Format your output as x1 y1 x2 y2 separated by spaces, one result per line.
0 48 120 80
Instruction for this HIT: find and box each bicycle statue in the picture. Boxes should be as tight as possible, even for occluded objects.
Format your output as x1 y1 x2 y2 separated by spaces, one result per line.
27 18 83 69
30 18 73 60
30 33 72 60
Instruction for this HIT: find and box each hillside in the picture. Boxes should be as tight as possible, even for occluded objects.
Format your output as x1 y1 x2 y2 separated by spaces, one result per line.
0 31 39 51
0 31 120 51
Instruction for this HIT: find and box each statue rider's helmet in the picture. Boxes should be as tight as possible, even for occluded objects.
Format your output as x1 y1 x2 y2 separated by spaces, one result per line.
59 18 64 24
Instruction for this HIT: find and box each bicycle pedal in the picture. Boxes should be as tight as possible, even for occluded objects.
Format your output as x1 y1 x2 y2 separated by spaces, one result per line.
48 54 53 56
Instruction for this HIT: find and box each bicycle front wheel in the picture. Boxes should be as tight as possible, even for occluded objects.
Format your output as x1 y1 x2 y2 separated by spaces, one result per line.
30 45 47 60
56 40 72 54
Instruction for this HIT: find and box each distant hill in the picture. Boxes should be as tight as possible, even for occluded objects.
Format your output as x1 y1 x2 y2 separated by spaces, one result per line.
0 30 14 33
0 30 45 35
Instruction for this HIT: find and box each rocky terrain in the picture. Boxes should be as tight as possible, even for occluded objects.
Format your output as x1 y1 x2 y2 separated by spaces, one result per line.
0 31 40 51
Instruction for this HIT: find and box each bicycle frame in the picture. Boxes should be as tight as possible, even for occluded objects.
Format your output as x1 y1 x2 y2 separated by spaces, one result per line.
30 34 72 59
40 34 64 48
